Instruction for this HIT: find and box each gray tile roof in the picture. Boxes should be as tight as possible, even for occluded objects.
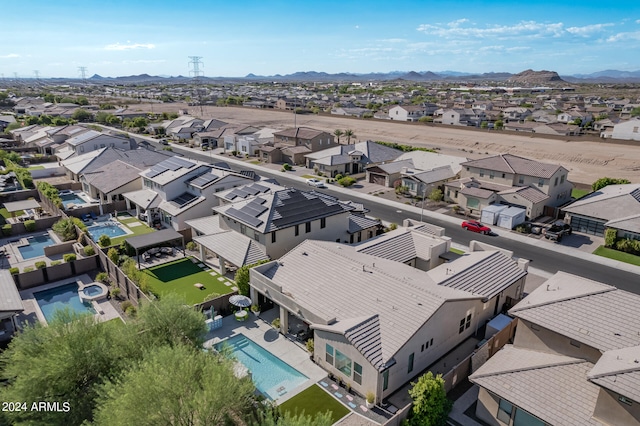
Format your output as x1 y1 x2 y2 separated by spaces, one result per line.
470 345 603 426
369 159 414 174
428 251 527 300
347 214 380 234
460 186 495 199
395 151 467 174
462 154 565 179
564 184 640 222
498 186 550 204
354 227 443 263
185 215 225 235
82 160 143 194
305 140 402 165
510 272 640 351
65 147 174 176
194 231 269 267
0 271 24 313
605 214 640 233
274 127 327 139
256 240 479 370
406 165 457 184
588 345 640 403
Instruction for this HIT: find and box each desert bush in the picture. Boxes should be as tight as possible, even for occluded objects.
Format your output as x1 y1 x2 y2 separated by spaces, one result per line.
83 245 95 256
98 234 111 248
35 261 47 269
9 267 19 275
63 253 76 262
24 220 36 232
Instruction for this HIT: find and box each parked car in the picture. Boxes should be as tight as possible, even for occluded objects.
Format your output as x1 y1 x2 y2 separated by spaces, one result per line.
544 221 572 242
461 220 492 234
306 178 326 188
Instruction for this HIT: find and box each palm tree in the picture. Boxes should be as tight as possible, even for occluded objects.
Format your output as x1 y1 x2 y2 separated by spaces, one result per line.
333 129 344 144
344 129 355 144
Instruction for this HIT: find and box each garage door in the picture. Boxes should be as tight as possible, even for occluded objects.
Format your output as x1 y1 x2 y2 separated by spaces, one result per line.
369 173 386 186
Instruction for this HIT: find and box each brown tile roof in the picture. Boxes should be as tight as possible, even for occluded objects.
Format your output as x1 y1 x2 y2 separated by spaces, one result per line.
462 154 564 179
274 127 327 139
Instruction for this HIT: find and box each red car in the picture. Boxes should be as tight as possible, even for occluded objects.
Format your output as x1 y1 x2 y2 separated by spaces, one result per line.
461 220 491 235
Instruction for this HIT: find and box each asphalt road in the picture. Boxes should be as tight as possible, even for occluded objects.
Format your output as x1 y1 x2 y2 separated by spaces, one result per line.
150 141 640 292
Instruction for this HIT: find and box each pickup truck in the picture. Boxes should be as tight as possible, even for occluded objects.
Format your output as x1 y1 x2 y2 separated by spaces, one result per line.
544 222 572 242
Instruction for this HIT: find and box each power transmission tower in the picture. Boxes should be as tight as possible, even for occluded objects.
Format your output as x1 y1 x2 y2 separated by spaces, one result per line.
33 70 40 87
78 66 88 85
188 56 204 116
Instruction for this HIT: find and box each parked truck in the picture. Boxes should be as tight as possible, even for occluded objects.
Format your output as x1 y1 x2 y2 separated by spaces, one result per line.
544 221 572 242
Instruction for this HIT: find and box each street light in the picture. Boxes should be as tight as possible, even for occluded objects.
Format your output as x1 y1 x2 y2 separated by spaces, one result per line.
420 185 427 222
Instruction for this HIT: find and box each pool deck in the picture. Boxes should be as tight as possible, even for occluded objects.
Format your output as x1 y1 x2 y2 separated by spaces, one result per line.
203 307 327 404
16 274 122 327
1 231 65 270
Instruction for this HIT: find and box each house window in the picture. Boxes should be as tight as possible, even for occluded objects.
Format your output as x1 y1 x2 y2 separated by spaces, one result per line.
357 232 362 243
253 232 259 241
489 171 495 179
466 313 472 329
271 232 276 243
240 224 246 235
305 222 311 233
459 318 465 334
382 370 389 391
368 231 373 239
354 362 363 385
634 126 639 133
479 169 485 177
497 399 513 424
430 338 433 346
326 344 334 365
421 344 424 352
294 224 299 236
560 174 565 184
569 339 581 348
335 350 352 377
502 173 506 178
514 408 545 426
408 353 414 374
554 177 558 187
518 176 524 184
320 218 326 229
619 396 633 406
538 178 544 187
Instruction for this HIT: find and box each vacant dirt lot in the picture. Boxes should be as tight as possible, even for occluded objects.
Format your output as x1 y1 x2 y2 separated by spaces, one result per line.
131 103 640 185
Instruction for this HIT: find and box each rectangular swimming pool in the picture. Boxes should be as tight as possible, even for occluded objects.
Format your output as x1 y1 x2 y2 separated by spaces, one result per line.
215 334 308 399
60 193 86 208
34 282 96 323
18 234 54 259
87 223 128 240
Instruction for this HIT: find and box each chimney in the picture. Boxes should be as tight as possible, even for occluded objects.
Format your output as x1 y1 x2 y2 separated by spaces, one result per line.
517 258 530 272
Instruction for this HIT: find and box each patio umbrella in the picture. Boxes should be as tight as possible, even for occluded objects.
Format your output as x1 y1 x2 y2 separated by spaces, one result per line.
229 295 252 308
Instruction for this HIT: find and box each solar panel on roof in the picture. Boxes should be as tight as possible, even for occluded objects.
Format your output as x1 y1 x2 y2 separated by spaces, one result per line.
190 173 218 187
226 208 263 227
171 157 195 168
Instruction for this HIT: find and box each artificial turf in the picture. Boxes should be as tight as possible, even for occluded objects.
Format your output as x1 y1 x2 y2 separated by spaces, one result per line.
278 385 350 423
109 218 155 246
142 257 234 305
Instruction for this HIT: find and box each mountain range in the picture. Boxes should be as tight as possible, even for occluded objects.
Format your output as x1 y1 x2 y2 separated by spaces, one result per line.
82 69 640 84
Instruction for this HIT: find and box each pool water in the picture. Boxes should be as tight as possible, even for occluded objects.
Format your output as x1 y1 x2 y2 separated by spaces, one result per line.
60 193 86 208
215 334 308 399
82 285 104 297
88 223 127 240
18 234 54 259
34 283 96 323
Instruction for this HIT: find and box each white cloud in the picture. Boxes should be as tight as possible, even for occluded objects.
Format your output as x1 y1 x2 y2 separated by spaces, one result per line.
607 31 640 42
0 53 20 59
379 38 407 43
417 20 567 39
566 23 613 36
104 42 155 51
122 59 167 64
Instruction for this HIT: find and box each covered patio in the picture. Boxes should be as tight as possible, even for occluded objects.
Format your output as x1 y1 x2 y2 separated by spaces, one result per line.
193 231 269 275
0 270 25 341
3 199 42 223
125 229 186 269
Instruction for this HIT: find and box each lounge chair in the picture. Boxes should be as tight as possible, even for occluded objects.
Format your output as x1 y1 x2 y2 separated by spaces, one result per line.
142 252 151 262
90 211 98 220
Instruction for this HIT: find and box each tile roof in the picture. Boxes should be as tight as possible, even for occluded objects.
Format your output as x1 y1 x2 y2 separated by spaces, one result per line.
470 345 603 426
0 271 24 313
588 346 640 402
347 214 380 234
185 215 225 236
563 184 640 222
462 154 564 179
405 165 457 184
460 186 495 199
395 151 467 174
369 159 413 174
274 127 327 139
509 272 640 351
605 214 640 233
354 227 444 263
194 231 269 267
305 141 402 165
82 160 143 194
498 186 550 204
255 240 479 370
428 251 527 300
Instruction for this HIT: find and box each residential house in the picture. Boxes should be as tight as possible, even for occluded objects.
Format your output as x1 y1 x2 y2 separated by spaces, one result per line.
436 108 485 126
162 116 204 140
331 107 371 118
36 125 88 154
304 140 403 177
608 118 640 141
562 183 640 238
249 238 528 403
123 158 255 232
0 115 16 132
470 272 640 426
558 110 592 125
445 154 572 218
186 186 380 270
0 271 24 342
257 127 336 165
388 105 427 122
55 130 134 160
503 107 532 123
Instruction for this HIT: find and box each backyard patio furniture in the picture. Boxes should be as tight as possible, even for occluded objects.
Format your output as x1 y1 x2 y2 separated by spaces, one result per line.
194 283 205 289
235 310 248 321
90 211 98 220
142 252 151 262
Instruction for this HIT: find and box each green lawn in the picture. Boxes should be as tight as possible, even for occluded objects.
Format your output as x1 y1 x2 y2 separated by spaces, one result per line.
249 160 261 165
0 207 22 219
27 165 45 170
450 248 465 255
278 385 350 423
110 217 156 246
592 246 640 267
142 257 234 305
572 188 590 199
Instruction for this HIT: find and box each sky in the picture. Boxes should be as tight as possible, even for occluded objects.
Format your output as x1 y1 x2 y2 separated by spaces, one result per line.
2 0 640 78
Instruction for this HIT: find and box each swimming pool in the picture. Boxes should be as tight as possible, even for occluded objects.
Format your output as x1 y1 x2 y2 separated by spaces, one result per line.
87 222 128 240
34 282 96 323
215 334 308 399
60 193 86 208
18 234 54 259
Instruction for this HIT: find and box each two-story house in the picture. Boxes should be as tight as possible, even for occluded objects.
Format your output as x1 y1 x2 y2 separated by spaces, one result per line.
388 105 427 122
55 130 134 160
123 158 254 232
444 154 572 219
257 127 336 165
470 272 640 426
185 184 381 271
304 140 403 177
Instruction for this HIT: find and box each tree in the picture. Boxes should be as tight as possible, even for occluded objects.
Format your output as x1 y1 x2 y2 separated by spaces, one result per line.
344 129 355 144
235 260 270 296
52 217 78 241
631 106 640 117
72 108 94 122
333 129 344 144
93 344 255 426
254 409 333 426
405 372 451 426
494 119 504 130
98 234 111 247
480 121 488 129
428 188 443 202
591 177 630 191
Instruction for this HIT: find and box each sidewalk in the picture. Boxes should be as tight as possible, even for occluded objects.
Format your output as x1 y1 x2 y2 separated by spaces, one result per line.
170 141 640 279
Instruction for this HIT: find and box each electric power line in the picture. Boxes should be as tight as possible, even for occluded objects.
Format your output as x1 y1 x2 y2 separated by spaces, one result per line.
188 56 204 116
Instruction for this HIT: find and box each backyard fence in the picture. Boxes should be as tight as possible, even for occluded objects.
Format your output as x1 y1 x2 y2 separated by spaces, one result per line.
12 255 100 290
196 292 238 317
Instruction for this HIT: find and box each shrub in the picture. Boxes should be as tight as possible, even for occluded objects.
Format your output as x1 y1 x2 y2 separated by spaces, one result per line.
1 224 11 236
52 218 77 241
63 253 76 262
110 287 121 299
50 260 61 266
428 188 444 202
251 304 260 313
334 173 343 180
35 261 47 269
24 220 36 232
271 317 281 329
282 163 292 171
83 245 95 256
337 176 356 187
604 228 617 248
305 338 314 354
9 267 19 275
96 272 109 283
107 247 119 265
186 241 198 251
121 300 133 312
23 266 35 273
125 305 137 317
98 234 111 248
395 185 409 195
366 391 375 404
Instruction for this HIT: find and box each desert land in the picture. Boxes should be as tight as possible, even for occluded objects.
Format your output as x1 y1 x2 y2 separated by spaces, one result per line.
130 103 640 185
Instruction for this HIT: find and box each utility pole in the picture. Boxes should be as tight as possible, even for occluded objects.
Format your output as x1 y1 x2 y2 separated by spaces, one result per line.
78 66 88 85
188 56 204 116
